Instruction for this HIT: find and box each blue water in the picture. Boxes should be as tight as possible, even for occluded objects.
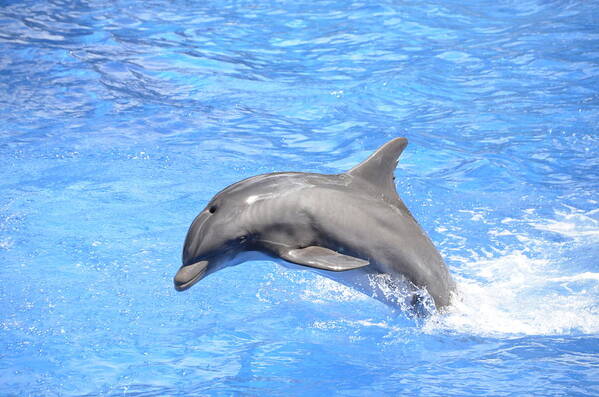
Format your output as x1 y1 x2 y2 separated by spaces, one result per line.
1 0 598 395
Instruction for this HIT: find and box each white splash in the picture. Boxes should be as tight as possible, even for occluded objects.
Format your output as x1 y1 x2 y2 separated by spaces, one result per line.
425 206 599 337
531 205 599 242
301 277 370 303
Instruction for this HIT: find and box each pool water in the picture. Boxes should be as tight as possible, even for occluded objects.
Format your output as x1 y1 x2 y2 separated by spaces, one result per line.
1 0 598 395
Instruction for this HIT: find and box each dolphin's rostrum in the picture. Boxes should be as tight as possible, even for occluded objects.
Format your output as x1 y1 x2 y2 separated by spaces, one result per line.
175 138 455 309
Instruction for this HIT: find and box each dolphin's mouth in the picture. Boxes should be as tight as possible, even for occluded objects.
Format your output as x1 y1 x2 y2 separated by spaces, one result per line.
174 260 208 291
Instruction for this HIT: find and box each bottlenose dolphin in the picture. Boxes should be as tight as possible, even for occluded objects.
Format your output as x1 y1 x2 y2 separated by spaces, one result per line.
174 138 455 309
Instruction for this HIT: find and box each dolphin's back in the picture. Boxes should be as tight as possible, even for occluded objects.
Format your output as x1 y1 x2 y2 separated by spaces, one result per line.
293 175 454 307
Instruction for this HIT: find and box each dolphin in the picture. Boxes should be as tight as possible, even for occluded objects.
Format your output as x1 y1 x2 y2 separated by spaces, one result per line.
174 137 455 309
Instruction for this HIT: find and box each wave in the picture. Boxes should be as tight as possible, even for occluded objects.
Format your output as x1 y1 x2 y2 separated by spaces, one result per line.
425 206 599 336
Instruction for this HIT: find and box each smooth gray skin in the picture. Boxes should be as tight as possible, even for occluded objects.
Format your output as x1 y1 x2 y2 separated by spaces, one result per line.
174 138 456 309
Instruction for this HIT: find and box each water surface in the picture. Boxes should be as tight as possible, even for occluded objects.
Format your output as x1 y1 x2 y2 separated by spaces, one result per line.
1 0 598 395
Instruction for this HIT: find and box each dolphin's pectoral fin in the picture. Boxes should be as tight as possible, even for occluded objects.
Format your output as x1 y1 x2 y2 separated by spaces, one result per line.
280 246 369 272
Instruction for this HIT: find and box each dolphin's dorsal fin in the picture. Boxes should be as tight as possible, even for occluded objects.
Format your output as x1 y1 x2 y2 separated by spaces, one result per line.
347 137 408 197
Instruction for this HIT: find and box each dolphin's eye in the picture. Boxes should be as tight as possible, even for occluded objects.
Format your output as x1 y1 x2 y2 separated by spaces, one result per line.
209 205 217 214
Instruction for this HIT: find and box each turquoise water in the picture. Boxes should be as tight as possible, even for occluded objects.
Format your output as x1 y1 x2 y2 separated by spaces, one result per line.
1 0 598 395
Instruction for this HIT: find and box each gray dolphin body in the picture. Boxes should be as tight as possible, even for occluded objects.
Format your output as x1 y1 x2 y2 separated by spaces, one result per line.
174 138 455 309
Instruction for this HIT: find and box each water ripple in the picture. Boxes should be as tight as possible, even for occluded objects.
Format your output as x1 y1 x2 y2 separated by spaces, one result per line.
1 0 598 395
